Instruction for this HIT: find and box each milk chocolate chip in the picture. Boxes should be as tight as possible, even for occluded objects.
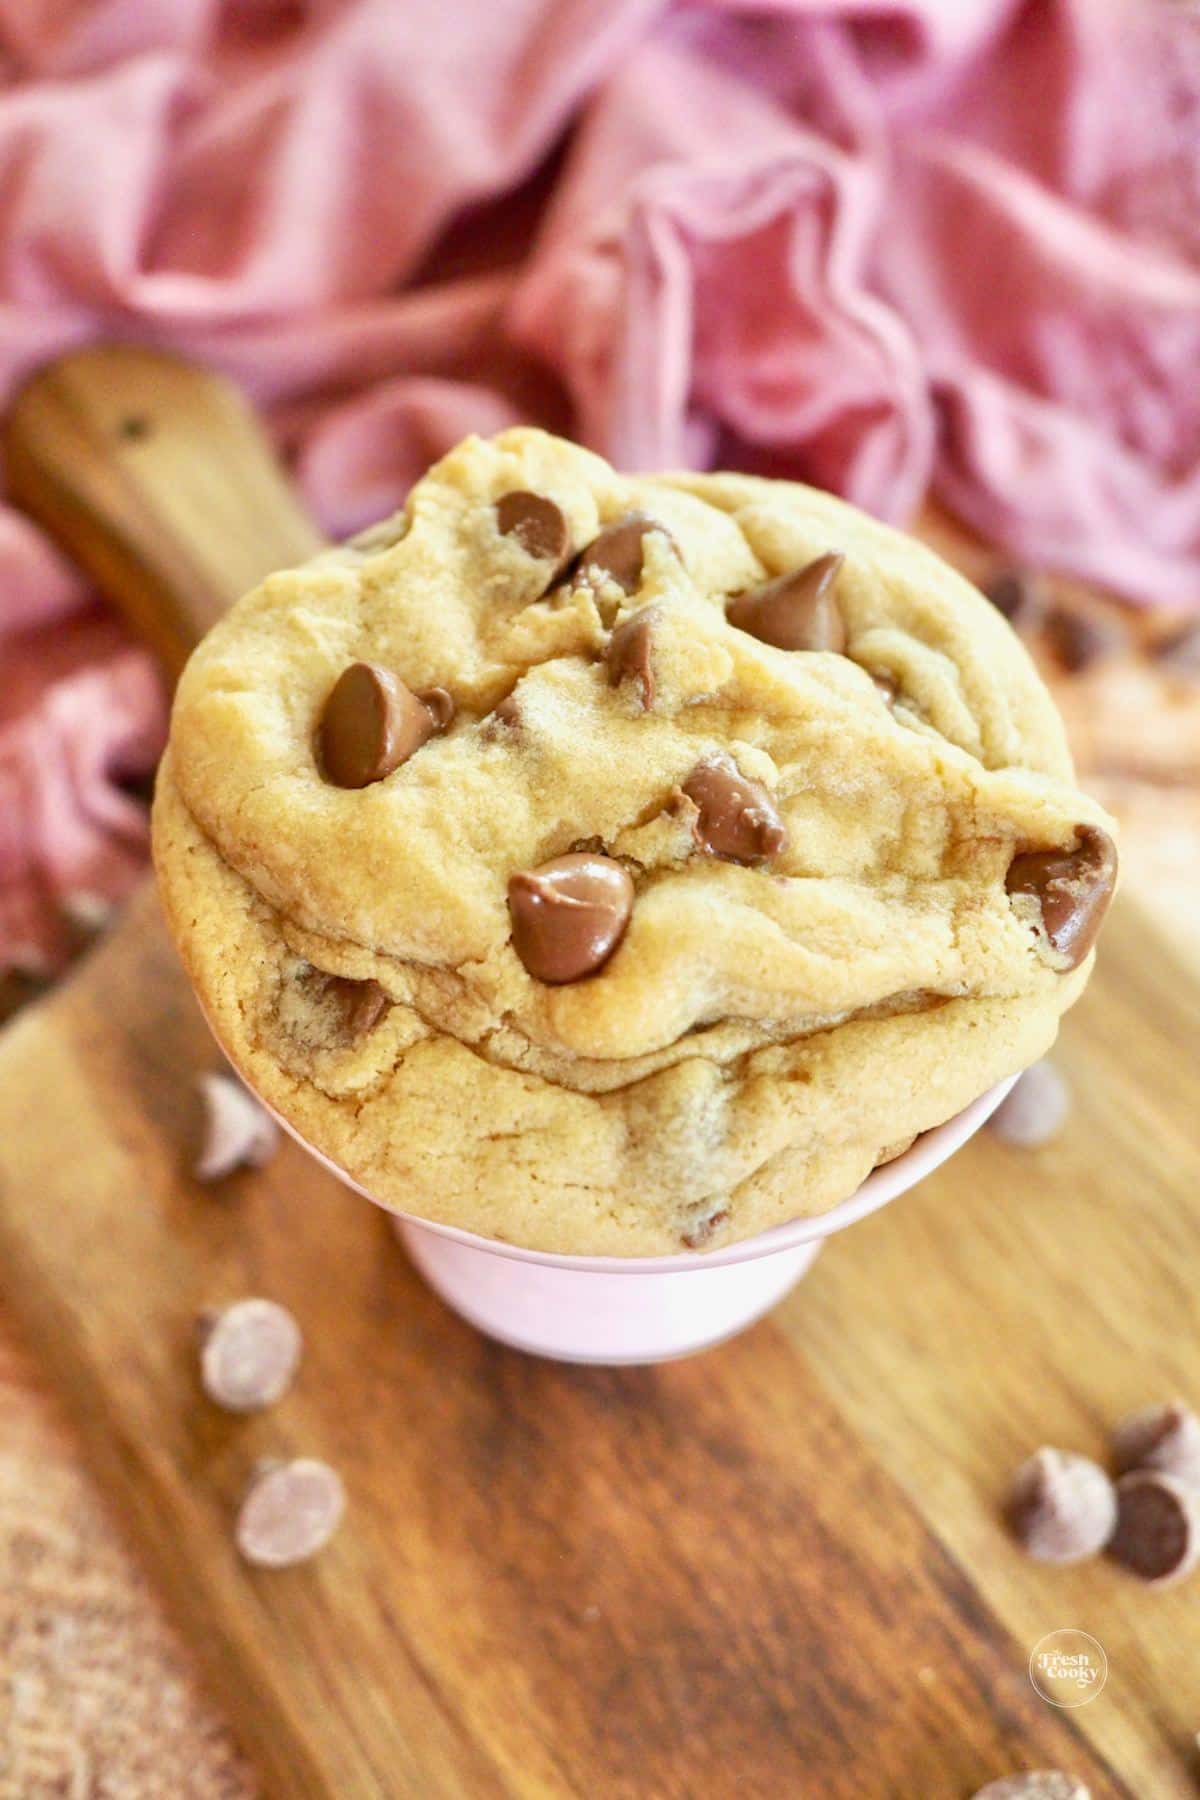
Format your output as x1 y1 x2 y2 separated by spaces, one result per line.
329 976 389 1037
197 1298 302 1413
680 760 789 863
508 853 633 984
1006 1448 1116 1564
486 693 521 732
983 568 1045 629
1108 1470 1200 1586
417 685 456 730
194 1072 279 1181
1005 826 1117 969
988 1060 1070 1149
319 662 446 788
727 552 846 652
495 490 570 565
235 1458 345 1568
1155 621 1200 676
575 512 674 594
606 607 659 708
680 1206 729 1251
1044 605 1124 673
1112 1401 1200 1488
972 1776 1090 1800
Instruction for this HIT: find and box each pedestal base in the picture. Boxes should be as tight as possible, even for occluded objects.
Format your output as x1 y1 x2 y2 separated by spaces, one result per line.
397 1221 823 1364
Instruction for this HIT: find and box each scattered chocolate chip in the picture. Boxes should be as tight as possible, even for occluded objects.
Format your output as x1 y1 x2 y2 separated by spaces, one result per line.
681 1207 729 1250
508 853 633 984
194 1072 279 1182
1112 1401 1200 1489
1005 825 1117 970
5 941 52 981
60 888 118 960
1108 1470 1200 1586
417 686 456 730
679 759 789 863
971 1776 1090 1800
60 888 116 939
606 606 659 708
495 490 570 565
235 1458 345 1568
197 1298 302 1413
983 569 1045 630
574 512 674 594
1006 1448 1117 1564
726 552 846 653
988 1060 1070 1149
318 661 444 789
1043 605 1125 674
1154 621 1200 676
329 976 389 1037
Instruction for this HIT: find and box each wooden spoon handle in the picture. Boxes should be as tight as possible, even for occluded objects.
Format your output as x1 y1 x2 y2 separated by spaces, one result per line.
3 346 324 676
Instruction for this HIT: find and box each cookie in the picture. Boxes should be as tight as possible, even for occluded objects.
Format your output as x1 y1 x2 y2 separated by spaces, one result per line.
153 429 1117 1255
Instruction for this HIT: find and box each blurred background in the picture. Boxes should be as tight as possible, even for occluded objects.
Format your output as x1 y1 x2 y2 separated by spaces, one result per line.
0 2 1197 1795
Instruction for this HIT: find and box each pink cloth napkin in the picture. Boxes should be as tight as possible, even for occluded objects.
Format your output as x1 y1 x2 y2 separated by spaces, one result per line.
2 0 1197 974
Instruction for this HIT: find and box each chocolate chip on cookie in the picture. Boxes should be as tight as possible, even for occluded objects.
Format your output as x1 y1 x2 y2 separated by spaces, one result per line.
1005 826 1117 970
606 606 659 709
318 662 448 789
417 685 456 730
508 852 633 983
329 975 389 1037
680 1206 729 1250
1108 1470 1200 1586
484 692 521 733
573 512 675 594
679 760 789 863
495 490 571 565
727 552 846 652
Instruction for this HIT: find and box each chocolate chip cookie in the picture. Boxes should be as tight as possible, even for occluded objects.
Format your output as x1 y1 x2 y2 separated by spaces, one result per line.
153 429 1117 1255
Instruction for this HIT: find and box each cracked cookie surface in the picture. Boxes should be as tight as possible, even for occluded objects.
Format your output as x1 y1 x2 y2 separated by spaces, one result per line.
153 428 1115 1255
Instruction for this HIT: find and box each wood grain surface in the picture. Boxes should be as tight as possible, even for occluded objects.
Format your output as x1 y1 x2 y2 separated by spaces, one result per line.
0 889 1196 1799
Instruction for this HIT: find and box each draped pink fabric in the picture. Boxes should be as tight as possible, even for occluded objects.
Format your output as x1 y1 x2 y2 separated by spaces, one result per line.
1 0 1197 972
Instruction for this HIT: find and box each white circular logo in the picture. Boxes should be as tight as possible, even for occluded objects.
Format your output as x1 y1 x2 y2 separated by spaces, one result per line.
1029 1629 1108 1707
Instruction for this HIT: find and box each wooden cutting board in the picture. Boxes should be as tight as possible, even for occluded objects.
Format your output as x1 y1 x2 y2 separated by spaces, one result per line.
0 351 1197 1800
